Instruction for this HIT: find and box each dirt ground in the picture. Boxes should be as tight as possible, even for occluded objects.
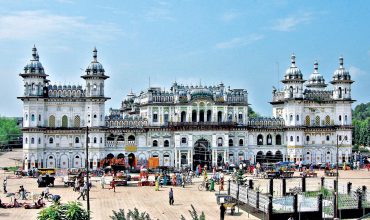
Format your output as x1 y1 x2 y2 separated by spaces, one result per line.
1 149 370 220
0 150 257 220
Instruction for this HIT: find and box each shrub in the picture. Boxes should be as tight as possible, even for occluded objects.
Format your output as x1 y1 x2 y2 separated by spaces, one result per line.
37 201 89 220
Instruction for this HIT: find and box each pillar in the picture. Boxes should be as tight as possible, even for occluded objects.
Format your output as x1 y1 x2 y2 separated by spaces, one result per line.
187 150 190 166
269 178 274 196
174 149 178 169
347 182 352 195
302 176 306 192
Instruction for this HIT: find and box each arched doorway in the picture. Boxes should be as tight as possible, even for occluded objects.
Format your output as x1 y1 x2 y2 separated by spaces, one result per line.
266 151 273 163
217 153 223 166
193 139 212 170
256 151 264 164
275 151 283 162
128 153 136 168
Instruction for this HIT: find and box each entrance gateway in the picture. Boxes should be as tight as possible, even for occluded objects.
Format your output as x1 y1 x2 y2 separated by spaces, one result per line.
193 139 212 170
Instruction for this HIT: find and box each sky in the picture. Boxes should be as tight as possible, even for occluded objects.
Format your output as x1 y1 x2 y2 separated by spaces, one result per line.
0 0 369 117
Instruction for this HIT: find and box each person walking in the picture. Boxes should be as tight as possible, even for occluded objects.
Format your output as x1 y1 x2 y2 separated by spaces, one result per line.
220 203 226 220
169 188 174 205
110 179 116 192
155 176 160 191
219 172 224 191
3 179 7 194
77 182 86 200
100 175 105 189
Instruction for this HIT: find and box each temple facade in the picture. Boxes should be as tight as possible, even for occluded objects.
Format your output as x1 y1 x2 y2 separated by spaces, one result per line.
18 47 354 170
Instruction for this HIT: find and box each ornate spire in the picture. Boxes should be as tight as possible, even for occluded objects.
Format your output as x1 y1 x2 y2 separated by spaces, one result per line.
93 47 97 62
32 45 37 60
339 56 344 68
313 60 318 73
290 53 296 67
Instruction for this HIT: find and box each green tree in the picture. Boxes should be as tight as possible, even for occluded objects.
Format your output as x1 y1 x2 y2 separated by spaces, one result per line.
0 117 21 146
248 106 260 118
352 102 370 148
37 201 89 220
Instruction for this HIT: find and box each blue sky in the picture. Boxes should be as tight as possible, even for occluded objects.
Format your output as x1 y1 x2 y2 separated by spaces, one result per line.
0 0 369 116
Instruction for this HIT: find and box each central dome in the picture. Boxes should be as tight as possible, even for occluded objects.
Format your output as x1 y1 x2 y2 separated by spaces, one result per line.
190 86 213 98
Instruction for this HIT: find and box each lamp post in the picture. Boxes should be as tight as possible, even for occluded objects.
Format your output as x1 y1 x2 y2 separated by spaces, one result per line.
85 126 90 219
335 134 347 219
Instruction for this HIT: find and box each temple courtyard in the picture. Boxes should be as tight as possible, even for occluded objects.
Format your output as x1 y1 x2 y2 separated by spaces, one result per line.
1 149 370 220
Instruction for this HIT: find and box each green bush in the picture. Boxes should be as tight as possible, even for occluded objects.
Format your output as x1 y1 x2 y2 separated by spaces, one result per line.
37 201 89 220
180 205 205 220
110 208 153 220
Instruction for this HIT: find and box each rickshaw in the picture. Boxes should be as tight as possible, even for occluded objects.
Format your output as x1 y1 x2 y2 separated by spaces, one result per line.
37 168 56 187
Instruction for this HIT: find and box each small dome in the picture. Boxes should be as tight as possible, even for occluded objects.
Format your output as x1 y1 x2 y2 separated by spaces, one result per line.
307 61 326 88
284 54 303 80
333 56 351 81
23 45 45 74
85 47 105 75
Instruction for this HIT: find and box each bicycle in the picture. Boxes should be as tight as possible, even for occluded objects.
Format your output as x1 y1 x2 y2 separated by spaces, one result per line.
198 180 208 191
42 193 54 202
15 191 31 200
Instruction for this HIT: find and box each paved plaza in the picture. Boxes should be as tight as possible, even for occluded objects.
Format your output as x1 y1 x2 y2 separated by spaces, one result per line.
1 149 370 220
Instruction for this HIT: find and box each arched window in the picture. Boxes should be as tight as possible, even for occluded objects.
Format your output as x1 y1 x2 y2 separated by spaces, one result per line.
290 136 293 142
75 137 79 144
128 135 135 142
339 115 342 122
257 134 263 145
117 135 124 141
207 110 212 122
49 115 55 127
345 115 348 124
305 116 310 126
296 115 299 121
290 115 293 122
325 115 330 125
276 135 282 145
289 86 293 98
62 115 68 127
25 114 28 121
38 114 41 122
339 87 342 98
217 137 223 147
315 116 320 126
152 140 158 147
93 137 97 143
49 137 54 144
181 111 186 122
306 135 310 142
38 137 41 144
100 137 103 143
217 111 223 122
192 110 197 122
326 135 330 141
31 114 35 121
228 139 233 147
164 140 169 147
267 134 272 145
152 112 158 122
296 136 300 142
181 137 187 144
31 137 34 144
164 113 169 123
239 139 244 146
25 138 28 144
74 115 80 127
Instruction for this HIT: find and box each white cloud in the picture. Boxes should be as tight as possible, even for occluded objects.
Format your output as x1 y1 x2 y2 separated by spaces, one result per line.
349 66 366 77
221 10 240 22
271 12 313 32
0 10 123 41
215 34 264 49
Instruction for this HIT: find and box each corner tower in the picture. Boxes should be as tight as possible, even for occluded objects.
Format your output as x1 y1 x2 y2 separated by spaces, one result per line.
81 47 110 127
